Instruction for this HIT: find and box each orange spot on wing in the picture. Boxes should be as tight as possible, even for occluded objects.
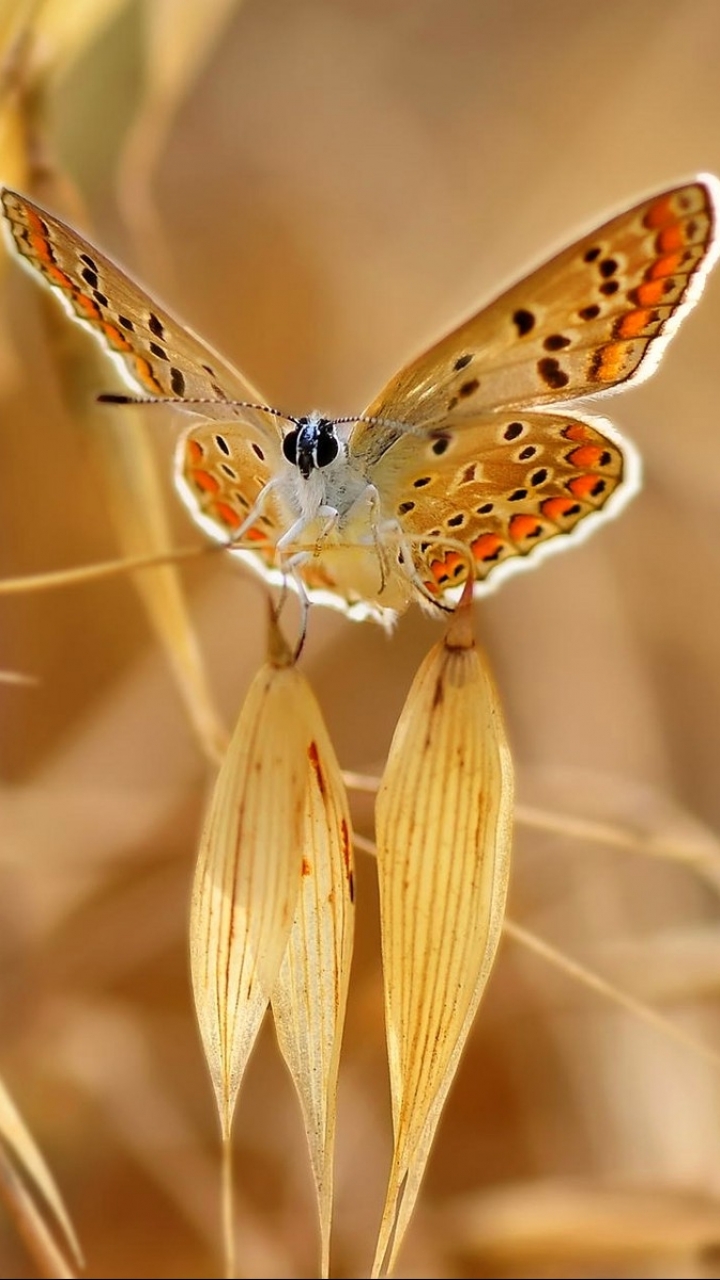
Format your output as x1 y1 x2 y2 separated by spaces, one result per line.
25 211 57 268
634 279 667 307
509 514 543 541
541 496 581 522
244 526 269 543
187 439 204 463
568 473 605 501
100 321 132 351
213 500 241 529
428 551 467 582
644 196 676 228
594 342 628 381
616 308 653 339
562 422 591 442
301 857 312 876
192 468 220 493
46 264 73 289
471 533 505 562
133 356 163 394
567 444 605 468
74 292 102 320
28 232 55 267
657 224 685 252
647 251 684 280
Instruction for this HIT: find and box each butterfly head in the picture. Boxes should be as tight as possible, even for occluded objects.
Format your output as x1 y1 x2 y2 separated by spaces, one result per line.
282 413 340 480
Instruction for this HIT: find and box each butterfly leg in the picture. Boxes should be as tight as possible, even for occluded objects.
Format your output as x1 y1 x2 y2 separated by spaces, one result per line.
275 506 339 556
228 477 281 547
271 567 310 659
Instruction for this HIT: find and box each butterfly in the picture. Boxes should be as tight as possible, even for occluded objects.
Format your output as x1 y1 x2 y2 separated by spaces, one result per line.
2 178 718 625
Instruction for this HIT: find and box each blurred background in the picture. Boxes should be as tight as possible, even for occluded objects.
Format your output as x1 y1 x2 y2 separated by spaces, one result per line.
2 0 720 1275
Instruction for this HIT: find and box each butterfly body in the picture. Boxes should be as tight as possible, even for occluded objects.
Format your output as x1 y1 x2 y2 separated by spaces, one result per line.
2 179 718 624
175 412 415 619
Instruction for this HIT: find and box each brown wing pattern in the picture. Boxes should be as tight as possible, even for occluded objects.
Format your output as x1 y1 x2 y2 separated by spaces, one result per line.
368 409 636 600
0 188 281 444
352 178 719 466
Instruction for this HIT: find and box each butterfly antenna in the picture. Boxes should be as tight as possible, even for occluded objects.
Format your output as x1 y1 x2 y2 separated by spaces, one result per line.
332 413 437 441
98 392 301 425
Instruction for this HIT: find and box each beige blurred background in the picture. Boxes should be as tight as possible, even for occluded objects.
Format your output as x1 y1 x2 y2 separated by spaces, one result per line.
3 1 720 1276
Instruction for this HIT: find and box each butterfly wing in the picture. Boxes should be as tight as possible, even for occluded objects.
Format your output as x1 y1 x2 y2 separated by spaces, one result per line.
1 186 287 569
0 187 282 443
368 409 637 601
351 177 719 467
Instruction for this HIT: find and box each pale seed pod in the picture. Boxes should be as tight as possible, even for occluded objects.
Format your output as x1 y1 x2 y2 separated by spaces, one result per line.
372 586 514 1277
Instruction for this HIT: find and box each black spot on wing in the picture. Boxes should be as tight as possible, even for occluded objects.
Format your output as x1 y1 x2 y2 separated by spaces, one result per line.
459 378 480 397
454 353 473 370
513 308 535 336
537 357 569 389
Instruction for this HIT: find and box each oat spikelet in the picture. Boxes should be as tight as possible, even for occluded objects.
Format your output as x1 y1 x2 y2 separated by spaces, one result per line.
189 629 309 1140
272 687 355 1279
372 584 514 1277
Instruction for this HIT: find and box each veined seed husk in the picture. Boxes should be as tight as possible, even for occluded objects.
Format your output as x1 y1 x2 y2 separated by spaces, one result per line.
372 592 514 1277
190 620 355 1277
189 647 311 1139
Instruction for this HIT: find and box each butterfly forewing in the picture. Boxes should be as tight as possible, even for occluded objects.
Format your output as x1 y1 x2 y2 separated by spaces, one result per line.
0 188 282 445
351 178 719 465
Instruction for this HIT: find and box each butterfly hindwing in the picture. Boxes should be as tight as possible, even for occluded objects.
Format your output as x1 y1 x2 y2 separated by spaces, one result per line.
365 409 636 600
176 420 282 552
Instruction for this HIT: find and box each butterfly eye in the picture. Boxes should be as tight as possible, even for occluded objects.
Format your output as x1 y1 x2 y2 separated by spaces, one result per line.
282 430 299 464
315 430 339 469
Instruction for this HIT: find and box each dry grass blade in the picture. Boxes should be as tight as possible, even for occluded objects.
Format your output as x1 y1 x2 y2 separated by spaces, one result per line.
346 773 720 880
41 274 229 762
355 835 720 1071
189 631 310 1141
3 131 229 760
83 392 230 764
29 0 131 83
271 685 355 1280
443 1179 720 1265
504 918 720 1071
372 588 514 1278
0 543 214 593
118 0 244 275
0 1074 82 1275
